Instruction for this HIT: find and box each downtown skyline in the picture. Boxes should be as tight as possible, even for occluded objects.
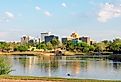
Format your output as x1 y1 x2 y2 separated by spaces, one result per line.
0 0 121 41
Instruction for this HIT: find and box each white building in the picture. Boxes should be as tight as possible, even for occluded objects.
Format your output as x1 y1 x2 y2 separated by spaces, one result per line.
21 35 29 44
41 32 50 42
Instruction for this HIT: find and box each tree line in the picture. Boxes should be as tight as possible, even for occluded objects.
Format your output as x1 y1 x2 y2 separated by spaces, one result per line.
0 38 121 53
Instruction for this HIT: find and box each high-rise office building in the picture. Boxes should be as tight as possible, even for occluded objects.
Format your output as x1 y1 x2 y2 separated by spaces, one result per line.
45 35 59 43
41 32 50 42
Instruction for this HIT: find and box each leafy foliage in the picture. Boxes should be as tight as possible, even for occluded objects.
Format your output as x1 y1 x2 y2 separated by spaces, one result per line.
0 57 12 75
36 43 47 50
15 45 29 52
46 42 53 50
51 38 60 49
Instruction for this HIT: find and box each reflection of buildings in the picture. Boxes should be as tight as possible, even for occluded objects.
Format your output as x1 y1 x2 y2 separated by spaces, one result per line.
62 32 95 45
14 56 38 73
71 61 81 74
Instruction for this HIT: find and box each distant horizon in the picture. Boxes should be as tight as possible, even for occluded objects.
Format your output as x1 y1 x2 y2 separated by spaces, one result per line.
0 0 121 41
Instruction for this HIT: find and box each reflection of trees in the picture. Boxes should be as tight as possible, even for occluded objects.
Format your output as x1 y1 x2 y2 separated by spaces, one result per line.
37 56 59 72
50 60 58 71
112 61 121 70
18 58 29 67
80 61 87 71
14 56 36 71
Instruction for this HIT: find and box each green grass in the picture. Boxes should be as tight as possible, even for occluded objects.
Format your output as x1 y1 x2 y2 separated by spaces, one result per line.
0 75 121 82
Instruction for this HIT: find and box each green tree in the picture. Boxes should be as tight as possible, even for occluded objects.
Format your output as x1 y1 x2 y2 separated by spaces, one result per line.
46 42 53 50
94 42 106 52
0 42 9 51
89 45 95 51
0 57 12 75
51 38 60 49
101 40 112 51
66 40 75 51
36 43 47 50
81 42 90 52
16 45 29 52
110 38 121 52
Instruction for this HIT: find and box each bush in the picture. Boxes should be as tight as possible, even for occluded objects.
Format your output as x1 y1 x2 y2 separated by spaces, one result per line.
0 57 12 75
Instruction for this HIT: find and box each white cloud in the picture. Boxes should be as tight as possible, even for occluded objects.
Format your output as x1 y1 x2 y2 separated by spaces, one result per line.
97 3 121 22
35 6 41 11
44 11 52 16
5 11 15 19
61 3 67 8
0 11 15 23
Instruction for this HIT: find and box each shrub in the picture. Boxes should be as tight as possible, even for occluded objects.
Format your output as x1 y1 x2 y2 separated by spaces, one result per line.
0 57 12 75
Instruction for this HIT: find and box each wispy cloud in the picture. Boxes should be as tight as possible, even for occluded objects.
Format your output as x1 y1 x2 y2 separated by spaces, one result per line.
44 11 52 16
0 11 15 23
35 6 41 11
97 3 121 22
5 11 15 19
61 3 67 8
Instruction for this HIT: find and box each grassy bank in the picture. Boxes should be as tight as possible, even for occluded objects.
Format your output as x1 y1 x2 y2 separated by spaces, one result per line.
0 76 121 82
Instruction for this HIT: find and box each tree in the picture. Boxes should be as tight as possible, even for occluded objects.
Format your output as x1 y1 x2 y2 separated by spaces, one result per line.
94 42 106 52
46 42 53 50
110 38 121 52
16 45 29 52
51 38 60 49
0 57 12 75
36 43 47 50
0 42 9 52
65 40 75 51
89 45 95 51
101 40 112 51
81 42 90 52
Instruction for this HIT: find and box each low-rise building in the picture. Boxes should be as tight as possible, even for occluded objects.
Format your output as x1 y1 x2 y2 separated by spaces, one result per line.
21 35 29 44
62 32 93 45
79 37 90 45
62 32 80 44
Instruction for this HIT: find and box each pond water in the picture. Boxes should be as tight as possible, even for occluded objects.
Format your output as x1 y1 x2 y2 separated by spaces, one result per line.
5 55 121 80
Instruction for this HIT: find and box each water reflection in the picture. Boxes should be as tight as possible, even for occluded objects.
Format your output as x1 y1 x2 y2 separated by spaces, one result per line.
112 61 121 70
7 55 121 80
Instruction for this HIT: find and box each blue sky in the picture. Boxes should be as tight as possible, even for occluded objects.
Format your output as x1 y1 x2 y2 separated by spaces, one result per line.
0 0 121 41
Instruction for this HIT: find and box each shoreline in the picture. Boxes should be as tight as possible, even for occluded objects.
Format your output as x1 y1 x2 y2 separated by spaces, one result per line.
0 76 121 82
0 51 55 56
0 51 113 59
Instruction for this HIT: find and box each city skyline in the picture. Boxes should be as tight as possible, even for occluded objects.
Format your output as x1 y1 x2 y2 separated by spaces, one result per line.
0 0 121 41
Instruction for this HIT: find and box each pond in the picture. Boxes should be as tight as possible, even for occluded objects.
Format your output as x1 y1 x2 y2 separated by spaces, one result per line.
5 55 121 80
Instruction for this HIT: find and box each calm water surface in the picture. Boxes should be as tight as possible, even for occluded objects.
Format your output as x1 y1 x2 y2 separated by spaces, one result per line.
5 55 121 80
